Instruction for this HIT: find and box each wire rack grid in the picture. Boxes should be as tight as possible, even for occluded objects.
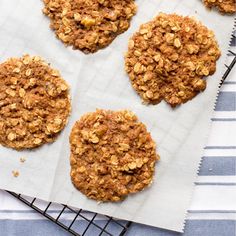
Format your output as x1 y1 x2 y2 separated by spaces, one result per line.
7 191 132 236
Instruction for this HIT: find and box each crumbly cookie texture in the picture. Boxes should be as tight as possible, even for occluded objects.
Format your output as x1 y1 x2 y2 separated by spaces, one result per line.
203 0 236 14
125 13 221 107
70 109 159 202
0 55 71 150
43 0 137 53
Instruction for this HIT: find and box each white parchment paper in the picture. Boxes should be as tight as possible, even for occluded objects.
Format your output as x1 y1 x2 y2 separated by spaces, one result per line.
0 0 235 232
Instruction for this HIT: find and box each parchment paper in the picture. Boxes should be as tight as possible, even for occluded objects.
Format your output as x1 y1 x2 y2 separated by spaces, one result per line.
0 0 235 232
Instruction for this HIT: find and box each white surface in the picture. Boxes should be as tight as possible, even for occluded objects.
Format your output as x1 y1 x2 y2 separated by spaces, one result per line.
204 149 236 157
207 122 236 146
0 0 234 233
190 185 236 211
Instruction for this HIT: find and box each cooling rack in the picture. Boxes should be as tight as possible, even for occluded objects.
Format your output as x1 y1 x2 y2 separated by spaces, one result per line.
7 191 131 236
6 34 236 236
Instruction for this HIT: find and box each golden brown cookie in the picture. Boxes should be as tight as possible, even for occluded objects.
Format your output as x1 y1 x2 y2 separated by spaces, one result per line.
43 0 137 53
0 55 71 150
70 109 159 202
125 13 221 107
203 0 236 14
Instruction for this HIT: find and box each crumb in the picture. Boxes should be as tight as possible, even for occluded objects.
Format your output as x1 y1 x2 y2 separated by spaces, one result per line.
20 157 26 163
12 170 19 177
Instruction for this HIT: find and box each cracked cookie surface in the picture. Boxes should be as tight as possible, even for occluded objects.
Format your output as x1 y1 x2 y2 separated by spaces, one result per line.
203 0 236 14
125 13 221 107
0 55 71 150
43 0 137 53
70 109 159 202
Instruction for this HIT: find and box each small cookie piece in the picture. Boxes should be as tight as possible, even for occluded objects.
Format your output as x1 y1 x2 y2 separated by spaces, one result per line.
20 157 26 163
70 109 159 202
125 13 221 107
12 170 19 177
43 0 137 53
0 55 71 150
203 0 236 14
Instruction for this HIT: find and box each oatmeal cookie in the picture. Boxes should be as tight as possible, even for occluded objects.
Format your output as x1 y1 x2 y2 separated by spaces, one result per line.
125 13 221 107
43 0 137 53
0 55 71 150
203 0 236 14
70 109 159 202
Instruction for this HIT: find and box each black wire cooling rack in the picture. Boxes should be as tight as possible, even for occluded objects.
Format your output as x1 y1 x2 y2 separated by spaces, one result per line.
7 191 132 236
222 35 236 85
5 34 236 236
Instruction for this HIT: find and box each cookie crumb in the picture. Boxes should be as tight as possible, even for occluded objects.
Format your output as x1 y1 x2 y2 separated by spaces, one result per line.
12 170 19 177
20 157 26 163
